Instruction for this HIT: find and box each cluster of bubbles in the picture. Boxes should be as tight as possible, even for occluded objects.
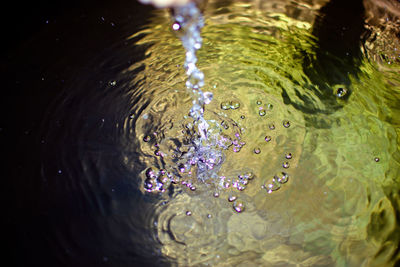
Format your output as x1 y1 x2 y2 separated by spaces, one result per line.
141 5 296 214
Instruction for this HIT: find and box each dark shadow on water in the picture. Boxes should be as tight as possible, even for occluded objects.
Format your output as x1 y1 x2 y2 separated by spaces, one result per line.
3 0 172 266
281 0 368 127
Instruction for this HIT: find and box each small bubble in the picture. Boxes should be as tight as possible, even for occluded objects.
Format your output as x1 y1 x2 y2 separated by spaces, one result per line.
109 80 116 86
267 103 273 110
230 101 240 110
233 146 241 153
282 161 290 168
336 87 347 98
233 200 245 213
265 178 281 193
285 153 292 159
276 172 289 184
244 172 254 180
144 178 154 190
186 211 192 216
221 101 231 110
146 168 157 179
256 100 262 105
374 157 380 162
213 192 220 198
269 124 275 130
240 115 245 119
259 110 266 116
228 195 237 202
254 148 261 154
172 22 181 31
190 185 196 191
283 120 290 128
58 169 62 174
207 214 212 218
143 135 151 142
265 136 272 142
221 120 229 130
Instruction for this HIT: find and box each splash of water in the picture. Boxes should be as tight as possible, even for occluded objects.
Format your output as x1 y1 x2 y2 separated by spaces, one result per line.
171 3 225 182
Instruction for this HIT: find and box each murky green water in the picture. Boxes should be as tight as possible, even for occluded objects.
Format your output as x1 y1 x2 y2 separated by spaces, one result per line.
125 1 400 266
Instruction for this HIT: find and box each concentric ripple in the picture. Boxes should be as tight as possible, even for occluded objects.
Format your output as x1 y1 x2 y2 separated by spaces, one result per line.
39 0 400 266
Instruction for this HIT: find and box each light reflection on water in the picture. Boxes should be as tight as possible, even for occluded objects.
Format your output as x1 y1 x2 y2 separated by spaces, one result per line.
39 0 400 266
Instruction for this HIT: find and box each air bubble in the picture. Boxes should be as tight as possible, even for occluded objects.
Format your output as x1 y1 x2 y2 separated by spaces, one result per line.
265 178 281 193
282 161 290 168
213 192 220 198
221 101 231 110
276 172 289 184
285 153 292 159
143 135 151 142
207 214 212 218
283 120 290 128
269 124 275 130
233 200 245 213
230 101 240 110
374 157 380 162
336 87 347 98
265 136 272 142
221 121 229 130
254 148 261 154
228 195 237 202
240 115 245 119
256 100 262 105
259 110 266 116
186 211 192 216
267 103 273 110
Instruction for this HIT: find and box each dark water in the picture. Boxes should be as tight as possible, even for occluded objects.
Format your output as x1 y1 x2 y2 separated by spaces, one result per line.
4 0 400 266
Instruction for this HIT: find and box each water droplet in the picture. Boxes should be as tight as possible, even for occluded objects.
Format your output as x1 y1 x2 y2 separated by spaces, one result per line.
285 153 292 159
228 195 237 202
283 120 290 128
276 172 289 184
259 110 266 116
221 101 231 110
186 211 192 216
265 136 272 142
282 161 290 168
254 148 261 154
256 100 262 105
336 87 347 98
374 157 380 162
203 92 213 104
233 200 245 213
230 101 240 110
269 124 275 130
